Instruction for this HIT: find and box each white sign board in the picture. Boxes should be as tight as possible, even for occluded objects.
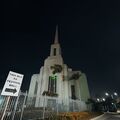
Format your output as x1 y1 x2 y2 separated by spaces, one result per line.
1 71 24 96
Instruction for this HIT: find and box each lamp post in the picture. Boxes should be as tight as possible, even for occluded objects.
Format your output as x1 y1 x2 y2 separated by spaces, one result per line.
97 98 100 102
105 92 118 99
105 92 118 112
105 92 109 96
112 92 118 99
102 98 105 101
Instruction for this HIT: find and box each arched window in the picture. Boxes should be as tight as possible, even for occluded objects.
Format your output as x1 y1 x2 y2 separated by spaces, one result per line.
48 76 57 93
71 85 76 99
34 81 38 94
53 48 56 56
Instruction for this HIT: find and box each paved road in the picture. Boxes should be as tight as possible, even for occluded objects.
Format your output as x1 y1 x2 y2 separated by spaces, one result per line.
93 113 120 120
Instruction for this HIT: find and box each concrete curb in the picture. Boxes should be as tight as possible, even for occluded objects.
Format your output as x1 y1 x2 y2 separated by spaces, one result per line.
90 113 105 120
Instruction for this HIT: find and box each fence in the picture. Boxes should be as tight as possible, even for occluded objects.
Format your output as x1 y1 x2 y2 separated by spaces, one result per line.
26 95 87 119
0 91 27 120
0 91 87 120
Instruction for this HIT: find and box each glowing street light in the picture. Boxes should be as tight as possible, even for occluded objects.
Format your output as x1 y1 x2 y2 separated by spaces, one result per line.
105 92 109 96
114 92 118 96
102 98 105 101
97 98 100 102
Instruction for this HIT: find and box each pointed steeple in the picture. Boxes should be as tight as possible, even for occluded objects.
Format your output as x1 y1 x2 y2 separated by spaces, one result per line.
54 25 59 44
50 25 62 56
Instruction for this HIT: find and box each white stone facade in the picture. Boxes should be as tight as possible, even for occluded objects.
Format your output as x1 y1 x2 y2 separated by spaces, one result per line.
27 27 90 109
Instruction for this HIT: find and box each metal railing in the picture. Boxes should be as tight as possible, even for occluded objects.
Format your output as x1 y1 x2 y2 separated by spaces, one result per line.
26 95 87 119
0 91 27 120
0 91 87 120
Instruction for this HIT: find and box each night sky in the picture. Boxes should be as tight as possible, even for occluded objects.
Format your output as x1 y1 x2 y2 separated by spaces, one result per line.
1 0 120 97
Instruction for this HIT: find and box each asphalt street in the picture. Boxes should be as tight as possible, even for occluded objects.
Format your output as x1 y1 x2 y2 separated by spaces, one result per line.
93 113 120 120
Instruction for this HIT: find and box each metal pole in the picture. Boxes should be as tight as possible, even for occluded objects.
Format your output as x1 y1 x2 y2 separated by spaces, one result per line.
111 95 113 99
11 90 21 120
20 91 27 120
1 96 10 120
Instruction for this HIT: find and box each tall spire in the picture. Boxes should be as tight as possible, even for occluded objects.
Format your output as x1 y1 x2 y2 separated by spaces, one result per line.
54 25 59 44
50 25 61 56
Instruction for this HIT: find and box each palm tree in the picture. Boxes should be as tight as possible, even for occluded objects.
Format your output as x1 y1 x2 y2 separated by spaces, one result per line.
50 64 62 74
69 72 81 80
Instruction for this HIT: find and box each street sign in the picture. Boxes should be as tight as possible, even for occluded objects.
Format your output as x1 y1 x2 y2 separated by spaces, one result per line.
1 71 24 96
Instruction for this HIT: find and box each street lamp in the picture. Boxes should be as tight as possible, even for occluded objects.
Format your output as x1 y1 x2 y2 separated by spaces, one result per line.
105 92 118 112
114 92 118 96
102 98 105 101
97 98 100 102
105 92 118 98
105 92 109 96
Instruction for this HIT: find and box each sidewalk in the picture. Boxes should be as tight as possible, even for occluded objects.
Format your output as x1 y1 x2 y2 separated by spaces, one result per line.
90 113 106 120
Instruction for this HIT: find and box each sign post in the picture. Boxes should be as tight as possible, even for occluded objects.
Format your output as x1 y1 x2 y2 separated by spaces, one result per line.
1 71 24 120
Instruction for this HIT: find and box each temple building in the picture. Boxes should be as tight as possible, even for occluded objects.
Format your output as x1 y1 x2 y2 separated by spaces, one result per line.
27 27 90 110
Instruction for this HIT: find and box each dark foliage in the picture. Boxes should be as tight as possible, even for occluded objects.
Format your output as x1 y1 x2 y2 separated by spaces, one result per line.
69 72 81 80
51 64 62 74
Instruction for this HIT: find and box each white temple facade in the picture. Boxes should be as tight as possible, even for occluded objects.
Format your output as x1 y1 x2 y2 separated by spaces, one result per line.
27 27 90 110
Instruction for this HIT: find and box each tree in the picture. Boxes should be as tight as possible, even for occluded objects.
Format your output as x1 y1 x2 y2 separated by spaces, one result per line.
105 96 117 112
86 99 103 112
51 64 62 74
69 72 81 80
86 98 96 111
